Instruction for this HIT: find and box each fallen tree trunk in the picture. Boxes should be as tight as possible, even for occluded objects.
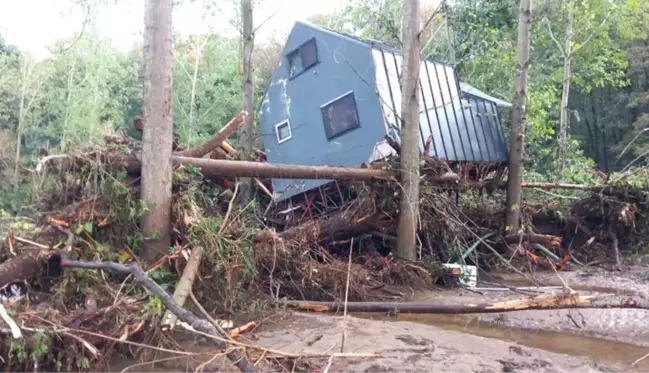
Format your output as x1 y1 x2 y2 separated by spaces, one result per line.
480 181 609 191
60 253 257 373
521 182 606 191
278 292 649 314
172 157 398 181
41 154 401 182
0 250 50 290
176 111 247 158
254 210 388 271
504 233 563 249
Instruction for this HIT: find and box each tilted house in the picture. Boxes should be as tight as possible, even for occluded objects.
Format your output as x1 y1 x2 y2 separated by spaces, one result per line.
259 21 512 202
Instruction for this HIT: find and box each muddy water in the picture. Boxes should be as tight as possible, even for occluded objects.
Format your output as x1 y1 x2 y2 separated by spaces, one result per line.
353 312 649 371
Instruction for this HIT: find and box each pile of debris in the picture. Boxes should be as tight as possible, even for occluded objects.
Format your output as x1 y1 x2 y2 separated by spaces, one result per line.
0 111 648 371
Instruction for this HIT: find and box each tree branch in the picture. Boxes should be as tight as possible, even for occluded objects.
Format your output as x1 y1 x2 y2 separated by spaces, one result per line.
60 254 257 372
544 18 566 58
572 11 611 54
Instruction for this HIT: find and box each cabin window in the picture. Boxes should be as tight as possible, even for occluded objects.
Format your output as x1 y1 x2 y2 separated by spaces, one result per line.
321 91 360 140
275 120 292 144
287 38 318 79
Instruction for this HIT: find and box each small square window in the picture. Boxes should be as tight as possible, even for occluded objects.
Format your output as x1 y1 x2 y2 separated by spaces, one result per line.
287 38 318 79
321 91 360 140
275 120 292 144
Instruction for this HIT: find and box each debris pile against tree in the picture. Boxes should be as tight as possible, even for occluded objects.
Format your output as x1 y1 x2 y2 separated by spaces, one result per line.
0 112 648 371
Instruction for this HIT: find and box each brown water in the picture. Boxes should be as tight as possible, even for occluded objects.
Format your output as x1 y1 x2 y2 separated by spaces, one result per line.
353 312 649 371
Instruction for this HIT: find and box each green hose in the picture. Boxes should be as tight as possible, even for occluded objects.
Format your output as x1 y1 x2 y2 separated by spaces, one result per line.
533 243 561 261
455 231 498 263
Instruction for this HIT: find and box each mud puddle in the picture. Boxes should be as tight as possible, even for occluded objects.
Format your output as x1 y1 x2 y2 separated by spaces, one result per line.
353 312 649 371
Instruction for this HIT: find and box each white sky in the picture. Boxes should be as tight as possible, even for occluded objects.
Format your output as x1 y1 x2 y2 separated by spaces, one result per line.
0 0 347 58
1 0 440 59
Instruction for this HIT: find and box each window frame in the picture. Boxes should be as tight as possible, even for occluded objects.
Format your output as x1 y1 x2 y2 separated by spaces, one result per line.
275 119 293 144
286 37 319 80
320 90 361 140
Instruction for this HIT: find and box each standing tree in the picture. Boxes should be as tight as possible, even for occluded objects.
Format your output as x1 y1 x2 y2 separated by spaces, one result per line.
396 0 421 261
546 0 614 171
12 54 47 180
239 0 255 201
141 0 174 262
505 0 533 236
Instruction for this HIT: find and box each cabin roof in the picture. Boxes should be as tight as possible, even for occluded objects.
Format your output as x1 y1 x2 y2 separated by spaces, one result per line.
292 21 512 108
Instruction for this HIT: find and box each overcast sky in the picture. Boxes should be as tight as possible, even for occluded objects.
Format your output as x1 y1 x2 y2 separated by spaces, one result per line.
1 0 441 59
0 0 348 58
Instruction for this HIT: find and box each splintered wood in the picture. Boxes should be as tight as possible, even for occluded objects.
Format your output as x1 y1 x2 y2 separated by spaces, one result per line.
279 292 649 314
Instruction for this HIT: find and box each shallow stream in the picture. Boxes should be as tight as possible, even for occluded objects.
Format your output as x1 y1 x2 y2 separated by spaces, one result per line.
354 311 649 371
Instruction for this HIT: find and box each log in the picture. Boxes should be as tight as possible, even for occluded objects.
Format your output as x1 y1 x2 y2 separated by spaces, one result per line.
101 154 398 182
254 211 386 271
521 182 606 191
505 233 562 249
172 157 398 181
60 254 257 373
0 251 50 290
176 111 247 158
160 246 204 329
280 213 384 244
220 141 237 155
278 292 649 314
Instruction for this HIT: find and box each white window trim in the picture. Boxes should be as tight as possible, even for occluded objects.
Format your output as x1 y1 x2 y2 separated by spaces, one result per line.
320 90 355 109
275 120 292 144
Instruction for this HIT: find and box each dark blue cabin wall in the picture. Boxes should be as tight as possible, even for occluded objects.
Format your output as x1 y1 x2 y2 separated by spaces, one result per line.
259 22 386 202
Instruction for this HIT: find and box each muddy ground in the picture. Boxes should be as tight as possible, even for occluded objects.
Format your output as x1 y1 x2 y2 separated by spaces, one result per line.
106 266 649 373
107 312 625 373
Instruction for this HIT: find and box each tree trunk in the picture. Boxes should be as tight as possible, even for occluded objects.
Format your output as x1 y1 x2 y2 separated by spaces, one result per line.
13 74 27 181
278 292 649 314
141 0 174 263
60 60 76 153
172 156 398 181
559 0 574 172
0 251 50 290
396 0 421 262
188 34 208 146
505 0 532 235
239 0 255 202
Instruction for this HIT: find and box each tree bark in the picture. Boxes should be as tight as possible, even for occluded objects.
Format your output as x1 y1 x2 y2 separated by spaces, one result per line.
239 0 255 202
558 0 574 172
160 246 204 329
396 0 421 262
0 251 50 290
505 0 532 235
176 111 247 158
172 156 398 181
141 0 174 262
277 292 649 314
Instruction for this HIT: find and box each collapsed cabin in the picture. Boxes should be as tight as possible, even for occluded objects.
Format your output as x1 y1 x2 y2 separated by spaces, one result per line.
259 21 512 203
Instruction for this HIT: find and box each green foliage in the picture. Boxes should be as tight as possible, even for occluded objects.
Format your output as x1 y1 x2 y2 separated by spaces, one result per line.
312 0 648 176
